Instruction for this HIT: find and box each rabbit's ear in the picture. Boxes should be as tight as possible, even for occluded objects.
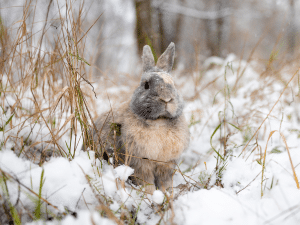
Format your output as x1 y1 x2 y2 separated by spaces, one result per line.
156 42 175 73
142 45 155 72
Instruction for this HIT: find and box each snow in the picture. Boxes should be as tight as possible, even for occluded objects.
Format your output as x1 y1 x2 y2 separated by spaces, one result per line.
174 188 253 225
1 54 300 224
114 165 134 181
152 190 165 205
0 149 99 213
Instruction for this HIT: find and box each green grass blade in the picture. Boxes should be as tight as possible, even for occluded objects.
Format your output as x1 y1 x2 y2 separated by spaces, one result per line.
210 122 225 161
35 168 45 220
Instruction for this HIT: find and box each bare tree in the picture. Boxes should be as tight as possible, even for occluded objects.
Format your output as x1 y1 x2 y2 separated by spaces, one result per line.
135 0 153 56
152 1 168 56
288 0 296 56
154 0 231 58
203 0 230 57
173 0 185 46
135 0 176 59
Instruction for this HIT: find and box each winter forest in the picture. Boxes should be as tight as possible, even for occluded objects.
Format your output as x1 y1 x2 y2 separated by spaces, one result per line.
1 0 300 224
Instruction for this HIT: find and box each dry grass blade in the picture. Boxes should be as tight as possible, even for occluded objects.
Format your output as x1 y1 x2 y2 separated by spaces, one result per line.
77 165 124 225
240 68 299 157
280 133 300 189
51 86 69 113
233 22 273 91
27 141 44 149
55 113 75 136
0 169 65 215
261 130 277 197
237 172 261 194
32 0 53 86
0 0 111 222
77 12 104 44
31 89 67 157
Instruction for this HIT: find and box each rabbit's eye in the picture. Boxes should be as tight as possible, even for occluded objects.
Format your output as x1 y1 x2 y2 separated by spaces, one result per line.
144 82 149 89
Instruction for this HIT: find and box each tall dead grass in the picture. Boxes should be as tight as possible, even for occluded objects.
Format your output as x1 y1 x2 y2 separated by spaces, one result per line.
0 0 107 223
1 0 300 224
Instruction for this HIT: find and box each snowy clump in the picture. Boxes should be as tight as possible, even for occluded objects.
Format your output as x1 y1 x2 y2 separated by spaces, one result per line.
0 149 101 214
222 157 261 192
114 165 134 181
2 53 300 224
152 190 165 205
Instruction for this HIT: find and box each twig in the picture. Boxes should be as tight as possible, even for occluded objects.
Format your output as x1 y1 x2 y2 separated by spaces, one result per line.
75 188 86 210
236 172 261 194
280 133 300 189
77 165 123 225
240 68 299 157
261 130 277 197
0 169 65 215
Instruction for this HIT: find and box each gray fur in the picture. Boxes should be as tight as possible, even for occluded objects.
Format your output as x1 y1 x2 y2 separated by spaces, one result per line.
156 42 175 73
142 45 155 72
130 72 184 120
91 43 190 193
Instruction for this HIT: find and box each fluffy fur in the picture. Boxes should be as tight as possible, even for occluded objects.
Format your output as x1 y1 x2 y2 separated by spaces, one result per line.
91 43 190 193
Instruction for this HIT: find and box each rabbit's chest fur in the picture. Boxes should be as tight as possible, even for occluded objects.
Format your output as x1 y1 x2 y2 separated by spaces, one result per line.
90 42 189 193
118 103 189 162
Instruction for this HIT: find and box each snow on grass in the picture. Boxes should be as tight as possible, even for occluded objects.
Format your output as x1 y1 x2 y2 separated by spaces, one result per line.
1 54 300 224
152 190 164 205
0 149 99 213
114 165 134 181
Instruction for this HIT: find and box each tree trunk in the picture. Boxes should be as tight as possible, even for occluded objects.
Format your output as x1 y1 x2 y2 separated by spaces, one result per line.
135 0 152 56
215 0 224 56
174 0 185 46
135 0 171 60
288 0 295 55
158 7 167 54
204 0 228 57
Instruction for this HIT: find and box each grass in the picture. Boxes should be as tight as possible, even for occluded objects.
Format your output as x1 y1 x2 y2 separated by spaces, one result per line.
0 170 21 224
0 0 101 222
1 0 300 224
34 168 45 220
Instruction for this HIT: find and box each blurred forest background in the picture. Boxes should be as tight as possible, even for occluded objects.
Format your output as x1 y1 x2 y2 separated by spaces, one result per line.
0 0 300 75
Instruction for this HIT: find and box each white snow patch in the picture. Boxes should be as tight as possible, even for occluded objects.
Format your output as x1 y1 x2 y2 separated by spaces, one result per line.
114 165 134 181
152 190 164 205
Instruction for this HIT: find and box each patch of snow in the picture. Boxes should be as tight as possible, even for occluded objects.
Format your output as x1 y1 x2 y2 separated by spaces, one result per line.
152 190 164 205
114 165 134 181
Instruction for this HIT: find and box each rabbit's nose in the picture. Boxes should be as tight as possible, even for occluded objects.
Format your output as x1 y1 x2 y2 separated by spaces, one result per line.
160 97 172 103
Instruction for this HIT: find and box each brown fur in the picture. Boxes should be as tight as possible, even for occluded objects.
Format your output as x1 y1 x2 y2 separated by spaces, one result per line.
90 42 190 193
93 101 190 193
157 72 174 85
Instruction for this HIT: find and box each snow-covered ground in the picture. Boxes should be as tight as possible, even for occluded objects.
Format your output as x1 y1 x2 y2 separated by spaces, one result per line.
1 53 300 224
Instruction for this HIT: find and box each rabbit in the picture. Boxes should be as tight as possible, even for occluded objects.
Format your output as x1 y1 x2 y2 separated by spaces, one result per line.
91 42 190 193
